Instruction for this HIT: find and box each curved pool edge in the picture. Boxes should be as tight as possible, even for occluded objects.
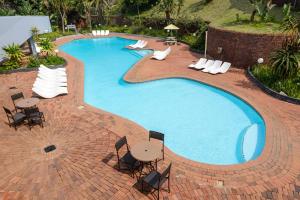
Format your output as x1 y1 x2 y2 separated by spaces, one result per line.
54 34 295 181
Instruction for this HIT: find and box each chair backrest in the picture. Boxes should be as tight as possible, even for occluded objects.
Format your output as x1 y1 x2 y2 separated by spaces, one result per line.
11 92 24 102
220 62 231 73
213 60 223 67
115 136 129 152
198 58 207 65
24 107 39 117
149 130 164 142
3 106 12 116
160 163 172 185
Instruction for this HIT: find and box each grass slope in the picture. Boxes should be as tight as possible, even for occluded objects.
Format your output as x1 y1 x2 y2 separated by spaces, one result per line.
143 0 291 33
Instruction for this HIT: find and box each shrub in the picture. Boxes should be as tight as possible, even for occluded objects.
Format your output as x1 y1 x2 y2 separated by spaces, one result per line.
2 43 24 70
270 38 299 79
39 38 54 55
27 56 66 68
27 56 41 68
252 64 300 99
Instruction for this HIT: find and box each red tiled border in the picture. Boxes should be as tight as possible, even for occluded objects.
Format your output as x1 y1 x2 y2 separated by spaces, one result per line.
0 33 299 199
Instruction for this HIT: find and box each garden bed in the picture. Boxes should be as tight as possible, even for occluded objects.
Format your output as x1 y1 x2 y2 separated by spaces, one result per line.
247 65 300 105
0 56 67 74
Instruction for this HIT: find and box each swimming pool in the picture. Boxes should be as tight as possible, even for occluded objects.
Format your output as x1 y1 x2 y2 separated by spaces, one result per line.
60 37 265 165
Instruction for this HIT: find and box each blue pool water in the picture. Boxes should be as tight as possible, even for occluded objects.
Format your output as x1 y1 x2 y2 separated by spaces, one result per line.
60 37 265 165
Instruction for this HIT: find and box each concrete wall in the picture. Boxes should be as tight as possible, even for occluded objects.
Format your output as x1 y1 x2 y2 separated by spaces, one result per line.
0 16 52 60
207 26 287 68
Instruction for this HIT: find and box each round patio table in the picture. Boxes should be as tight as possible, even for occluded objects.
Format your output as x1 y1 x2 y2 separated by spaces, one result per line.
16 98 39 109
131 141 162 178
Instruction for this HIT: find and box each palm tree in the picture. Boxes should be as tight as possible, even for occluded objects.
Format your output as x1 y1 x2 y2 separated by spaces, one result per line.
47 0 74 33
83 0 96 31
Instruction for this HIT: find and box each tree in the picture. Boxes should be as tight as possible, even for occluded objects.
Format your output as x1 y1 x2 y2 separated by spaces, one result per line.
47 0 74 32
249 0 275 22
159 0 184 22
130 0 148 25
83 0 96 31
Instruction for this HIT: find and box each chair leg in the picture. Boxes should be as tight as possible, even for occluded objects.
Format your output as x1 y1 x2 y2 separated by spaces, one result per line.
157 188 160 200
168 178 170 193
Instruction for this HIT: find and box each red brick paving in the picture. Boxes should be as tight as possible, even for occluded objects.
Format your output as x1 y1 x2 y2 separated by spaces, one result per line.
0 33 300 199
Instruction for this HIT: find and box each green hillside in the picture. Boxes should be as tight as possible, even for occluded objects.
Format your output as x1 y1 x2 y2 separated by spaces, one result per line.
142 0 293 33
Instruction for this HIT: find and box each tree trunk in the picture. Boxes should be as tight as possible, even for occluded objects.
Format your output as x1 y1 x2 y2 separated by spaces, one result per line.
60 11 65 33
88 11 92 31
250 9 256 22
137 5 141 25
165 10 171 22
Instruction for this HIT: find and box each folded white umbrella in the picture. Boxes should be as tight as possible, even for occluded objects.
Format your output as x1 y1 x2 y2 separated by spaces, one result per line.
152 47 171 60
188 58 207 69
203 60 222 73
209 62 231 74
32 86 68 99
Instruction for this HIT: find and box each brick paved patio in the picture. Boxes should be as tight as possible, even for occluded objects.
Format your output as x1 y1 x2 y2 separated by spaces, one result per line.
0 33 300 200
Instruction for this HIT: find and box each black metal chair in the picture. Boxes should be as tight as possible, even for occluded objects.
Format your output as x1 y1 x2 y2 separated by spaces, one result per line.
142 163 172 200
24 107 44 129
149 131 165 160
3 106 26 130
11 92 24 112
115 136 140 177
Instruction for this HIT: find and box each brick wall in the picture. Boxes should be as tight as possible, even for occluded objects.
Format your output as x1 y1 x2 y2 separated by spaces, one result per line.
207 26 287 68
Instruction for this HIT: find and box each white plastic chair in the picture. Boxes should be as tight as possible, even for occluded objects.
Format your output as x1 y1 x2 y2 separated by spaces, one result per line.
92 30 97 36
96 30 101 36
100 30 105 36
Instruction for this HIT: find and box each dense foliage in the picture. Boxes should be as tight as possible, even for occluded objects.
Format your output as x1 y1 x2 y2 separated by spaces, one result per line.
252 64 300 99
2 43 24 70
28 55 66 68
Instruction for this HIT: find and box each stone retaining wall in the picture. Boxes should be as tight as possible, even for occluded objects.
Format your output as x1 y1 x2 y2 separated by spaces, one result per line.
207 26 287 68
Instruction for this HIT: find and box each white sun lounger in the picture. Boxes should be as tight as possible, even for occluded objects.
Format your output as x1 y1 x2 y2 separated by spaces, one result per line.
40 64 66 72
128 40 141 48
198 60 214 71
128 40 142 48
209 62 232 74
188 58 207 69
92 30 97 36
104 30 109 35
203 60 222 73
38 73 67 83
34 78 68 87
32 86 68 99
139 41 147 48
152 47 171 60
39 67 67 77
